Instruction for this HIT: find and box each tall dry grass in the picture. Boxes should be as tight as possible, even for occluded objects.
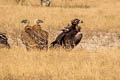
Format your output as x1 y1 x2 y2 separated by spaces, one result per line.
0 0 120 80
0 48 120 80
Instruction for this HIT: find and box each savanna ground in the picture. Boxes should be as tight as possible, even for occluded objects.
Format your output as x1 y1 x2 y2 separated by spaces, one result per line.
0 0 120 80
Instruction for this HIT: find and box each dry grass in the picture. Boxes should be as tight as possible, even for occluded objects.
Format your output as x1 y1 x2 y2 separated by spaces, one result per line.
0 0 120 80
0 48 120 80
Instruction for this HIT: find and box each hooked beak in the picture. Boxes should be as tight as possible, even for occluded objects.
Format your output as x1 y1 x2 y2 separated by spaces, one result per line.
79 20 83 23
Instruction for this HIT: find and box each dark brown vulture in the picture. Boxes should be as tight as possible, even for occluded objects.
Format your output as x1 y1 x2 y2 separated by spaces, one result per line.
50 19 83 49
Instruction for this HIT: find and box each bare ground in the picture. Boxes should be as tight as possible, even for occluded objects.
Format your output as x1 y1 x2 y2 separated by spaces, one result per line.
78 30 120 51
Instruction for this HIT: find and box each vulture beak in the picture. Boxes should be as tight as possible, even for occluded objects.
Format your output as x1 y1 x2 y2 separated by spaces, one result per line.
79 20 83 23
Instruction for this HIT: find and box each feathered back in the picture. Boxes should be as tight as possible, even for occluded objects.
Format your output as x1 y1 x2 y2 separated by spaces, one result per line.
0 32 10 48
